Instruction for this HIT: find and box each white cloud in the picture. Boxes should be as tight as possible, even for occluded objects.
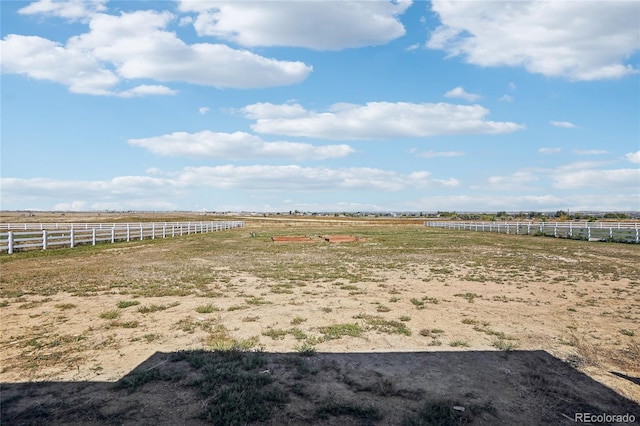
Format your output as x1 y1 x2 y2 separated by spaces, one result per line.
177 165 458 192
480 171 539 191
242 102 524 139
444 86 481 102
0 34 119 95
499 95 514 102
427 1 640 80
199 107 210 115
128 131 355 161
417 150 465 159
408 193 639 212
625 150 640 164
118 85 178 98
18 0 107 21
573 149 608 155
550 121 578 128
0 165 458 210
405 43 421 52
177 0 412 50
539 147 562 155
1 10 312 95
552 168 640 190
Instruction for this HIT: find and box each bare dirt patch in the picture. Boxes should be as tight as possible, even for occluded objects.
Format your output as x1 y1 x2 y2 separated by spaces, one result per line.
1 215 638 424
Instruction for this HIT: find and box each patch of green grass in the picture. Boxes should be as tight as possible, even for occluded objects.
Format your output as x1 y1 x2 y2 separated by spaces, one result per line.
449 340 469 348
261 328 288 340
175 349 289 425
138 304 169 314
242 316 260 322
110 320 139 329
117 300 140 309
314 398 383 422
321 307 333 313
461 318 478 325
115 368 183 392
353 313 411 336
620 329 635 337
295 342 317 356
228 305 249 312
376 304 391 312
206 325 257 350
410 298 425 309
246 297 271 306
99 309 120 320
402 400 471 426
55 303 76 310
142 333 161 343
291 316 307 325
454 292 481 303
0 300 9 308
399 316 411 322
318 323 363 340
492 338 518 351
195 304 220 314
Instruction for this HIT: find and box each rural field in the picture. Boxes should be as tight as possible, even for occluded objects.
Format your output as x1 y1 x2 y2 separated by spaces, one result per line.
1 213 639 425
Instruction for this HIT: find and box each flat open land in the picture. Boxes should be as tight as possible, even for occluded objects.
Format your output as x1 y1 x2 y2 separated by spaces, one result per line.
1 214 639 425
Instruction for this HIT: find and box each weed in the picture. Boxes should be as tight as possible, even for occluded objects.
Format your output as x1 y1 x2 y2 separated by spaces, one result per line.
399 316 411 322
117 300 140 309
454 292 481 303
206 325 257 350
620 329 635 337
402 400 471 426
493 339 518 351
138 304 168 314
410 298 425 309
321 307 333 313
290 316 307 325
99 310 120 320
55 303 76 310
227 305 249 312
354 313 411 336
462 318 478 325
376 305 391 312
142 334 161 343
195 304 219 314
389 296 399 302
318 323 363 340
449 340 469 348
242 316 260 322
261 328 288 340
0 300 8 307
246 297 271 306
314 398 383 421
295 342 317 356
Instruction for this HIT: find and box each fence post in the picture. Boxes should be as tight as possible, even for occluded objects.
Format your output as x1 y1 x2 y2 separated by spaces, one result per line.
127 224 130 242
636 224 639 244
152 223 155 240
569 222 573 238
92 228 96 246
588 227 591 240
609 228 613 240
140 224 143 240
42 230 47 250
111 227 115 244
70 228 75 248
162 224 166 239
8 231 13 254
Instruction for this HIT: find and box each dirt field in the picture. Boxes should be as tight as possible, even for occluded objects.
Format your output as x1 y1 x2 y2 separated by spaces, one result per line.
1 214 639 424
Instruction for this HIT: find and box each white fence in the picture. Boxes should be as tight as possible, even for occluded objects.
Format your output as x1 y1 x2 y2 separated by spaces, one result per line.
424 221 639 244
0 221 245 254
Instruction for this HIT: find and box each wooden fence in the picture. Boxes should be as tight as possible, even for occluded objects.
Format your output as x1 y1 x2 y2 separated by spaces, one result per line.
424 221 639 244
0 221 245 254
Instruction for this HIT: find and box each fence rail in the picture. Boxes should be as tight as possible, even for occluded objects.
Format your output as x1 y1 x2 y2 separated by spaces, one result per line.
0 221 245 254
424 221 639 244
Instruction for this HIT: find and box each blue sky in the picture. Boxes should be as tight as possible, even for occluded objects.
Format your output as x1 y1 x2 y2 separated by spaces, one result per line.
1 0 639 213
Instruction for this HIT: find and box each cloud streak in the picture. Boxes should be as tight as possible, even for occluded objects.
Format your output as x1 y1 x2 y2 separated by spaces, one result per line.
242 102 524 139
